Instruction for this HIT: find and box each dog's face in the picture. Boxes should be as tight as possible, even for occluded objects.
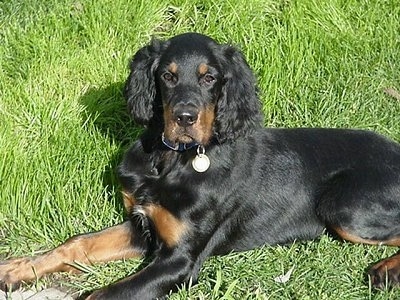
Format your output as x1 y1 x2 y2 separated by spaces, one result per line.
156 35 224 146
124 33 263 146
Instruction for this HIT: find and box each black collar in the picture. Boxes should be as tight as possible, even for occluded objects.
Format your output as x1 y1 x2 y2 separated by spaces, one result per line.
161 133 199 152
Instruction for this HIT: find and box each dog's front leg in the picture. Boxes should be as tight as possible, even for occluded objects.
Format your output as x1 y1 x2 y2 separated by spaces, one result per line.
87 247 194 300
0 221 145 291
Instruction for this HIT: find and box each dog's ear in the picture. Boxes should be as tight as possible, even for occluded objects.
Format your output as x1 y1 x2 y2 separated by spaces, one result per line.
215 45 263 142
124 39 165 126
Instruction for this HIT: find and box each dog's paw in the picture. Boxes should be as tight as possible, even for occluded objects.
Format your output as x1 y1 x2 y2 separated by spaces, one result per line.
0 258 34 291
368 255 400 289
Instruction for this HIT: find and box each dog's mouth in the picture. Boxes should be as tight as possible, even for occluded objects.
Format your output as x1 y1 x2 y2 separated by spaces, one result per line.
176 134 196 144
163 130 199 146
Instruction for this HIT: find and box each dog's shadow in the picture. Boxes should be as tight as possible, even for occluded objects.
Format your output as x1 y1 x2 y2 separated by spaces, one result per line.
78 83 152 295
79 82 143 209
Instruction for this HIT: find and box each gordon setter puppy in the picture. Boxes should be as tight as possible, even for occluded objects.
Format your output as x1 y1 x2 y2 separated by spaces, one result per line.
1 32 400 299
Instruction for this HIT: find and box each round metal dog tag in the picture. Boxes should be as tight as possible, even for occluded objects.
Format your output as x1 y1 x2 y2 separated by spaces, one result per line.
192 154 210 172
192 146 210 172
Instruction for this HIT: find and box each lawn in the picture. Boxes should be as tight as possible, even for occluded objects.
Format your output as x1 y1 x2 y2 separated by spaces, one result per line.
0 0 399 299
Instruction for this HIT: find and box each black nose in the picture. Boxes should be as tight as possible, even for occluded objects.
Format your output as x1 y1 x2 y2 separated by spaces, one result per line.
174 106 199 127
176 112 198 127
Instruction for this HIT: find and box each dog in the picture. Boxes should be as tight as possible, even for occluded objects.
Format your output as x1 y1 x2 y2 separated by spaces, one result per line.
1 32 400 299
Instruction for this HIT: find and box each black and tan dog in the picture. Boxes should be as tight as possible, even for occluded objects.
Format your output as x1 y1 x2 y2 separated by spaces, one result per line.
1 33 400 299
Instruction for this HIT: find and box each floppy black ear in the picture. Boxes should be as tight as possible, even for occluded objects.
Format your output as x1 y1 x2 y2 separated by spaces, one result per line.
124 39 165 126
215 45 264 142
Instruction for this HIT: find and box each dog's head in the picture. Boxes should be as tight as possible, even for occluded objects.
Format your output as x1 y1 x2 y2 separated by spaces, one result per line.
124 33 263 146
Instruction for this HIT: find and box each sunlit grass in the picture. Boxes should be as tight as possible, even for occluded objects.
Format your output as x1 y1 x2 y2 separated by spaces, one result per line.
1 0 399 298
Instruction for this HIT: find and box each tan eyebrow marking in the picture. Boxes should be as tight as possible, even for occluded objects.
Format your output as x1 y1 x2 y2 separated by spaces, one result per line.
198 63 209 75
167 62 178 73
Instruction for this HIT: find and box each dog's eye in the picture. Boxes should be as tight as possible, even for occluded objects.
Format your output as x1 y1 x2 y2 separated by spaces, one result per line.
202 74 216 85
162 72 175 83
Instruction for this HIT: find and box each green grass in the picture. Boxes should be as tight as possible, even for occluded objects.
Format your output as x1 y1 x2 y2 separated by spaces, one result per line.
1 0 400 298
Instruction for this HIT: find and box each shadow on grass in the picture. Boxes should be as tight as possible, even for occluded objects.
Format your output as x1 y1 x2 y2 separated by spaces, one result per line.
77 82 155 294
79 81 143 213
